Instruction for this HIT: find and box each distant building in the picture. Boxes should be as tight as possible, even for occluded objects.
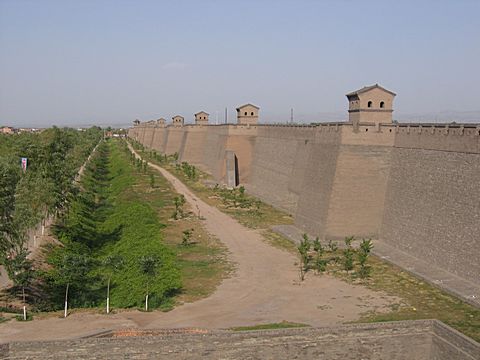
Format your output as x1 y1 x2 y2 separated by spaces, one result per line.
0 126 14 134
172 115 184 127
346 84 396 125
236 104 259 125
133 119 141 126
157 118 167 127
194 111 209 125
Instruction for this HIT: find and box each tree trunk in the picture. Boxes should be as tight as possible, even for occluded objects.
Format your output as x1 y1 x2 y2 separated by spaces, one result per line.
22 286 26 321
64 283 69 318
145 282 149 311
106 278 110 314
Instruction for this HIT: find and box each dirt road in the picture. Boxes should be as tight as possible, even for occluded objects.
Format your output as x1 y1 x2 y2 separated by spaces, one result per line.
0 146 397 343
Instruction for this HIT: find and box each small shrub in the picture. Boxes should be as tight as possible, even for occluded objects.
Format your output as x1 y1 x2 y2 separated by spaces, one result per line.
328 239 338 252
314 257 328 273
181 228 194 246
358 238 373 278
297 234 311 281
172 195 186 220
15 313 33 321
343 236 355 272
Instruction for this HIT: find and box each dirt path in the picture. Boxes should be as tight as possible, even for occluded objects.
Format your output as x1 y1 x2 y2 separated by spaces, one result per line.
0 146 398 343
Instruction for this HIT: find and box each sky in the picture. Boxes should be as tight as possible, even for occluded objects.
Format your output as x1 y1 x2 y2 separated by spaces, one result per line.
0 0 479 127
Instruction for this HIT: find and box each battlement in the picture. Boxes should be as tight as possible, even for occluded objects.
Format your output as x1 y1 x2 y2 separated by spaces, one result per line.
132 120 479 153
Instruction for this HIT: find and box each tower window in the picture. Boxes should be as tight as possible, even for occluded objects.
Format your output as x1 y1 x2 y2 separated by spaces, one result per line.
368 101 372 108
244 112 247 116
251 112 254 116
380 101 385 108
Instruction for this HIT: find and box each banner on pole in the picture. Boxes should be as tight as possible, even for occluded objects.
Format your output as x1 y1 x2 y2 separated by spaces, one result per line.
21 157 27 172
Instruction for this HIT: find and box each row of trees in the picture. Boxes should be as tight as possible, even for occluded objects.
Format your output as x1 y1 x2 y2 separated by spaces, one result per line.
41 141 115 314
38 140 181 314
297 234 373 281
0 127 102 318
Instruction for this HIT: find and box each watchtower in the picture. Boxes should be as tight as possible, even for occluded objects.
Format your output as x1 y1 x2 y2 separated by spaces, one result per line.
172 115 184 127
236 104 259 125
133 119 140 126
346 84 396 125
157 118 166 127
195 111 209 125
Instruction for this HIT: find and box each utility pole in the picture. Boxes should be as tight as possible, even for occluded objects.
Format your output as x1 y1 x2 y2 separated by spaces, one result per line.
225 107 227 124
291 108 294 124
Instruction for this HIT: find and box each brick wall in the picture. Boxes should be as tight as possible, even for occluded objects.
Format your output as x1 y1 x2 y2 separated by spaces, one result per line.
2 320 478 360
129 122 480 287
380 147 480 284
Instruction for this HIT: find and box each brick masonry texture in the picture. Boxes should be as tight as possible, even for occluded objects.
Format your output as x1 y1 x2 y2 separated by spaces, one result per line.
381 147 480 284
129 122 480 288
2 320 478 359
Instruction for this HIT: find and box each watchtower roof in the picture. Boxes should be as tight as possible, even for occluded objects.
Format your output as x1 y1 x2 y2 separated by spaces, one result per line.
195 111 209 116
236 103 259 111
346 84 396 97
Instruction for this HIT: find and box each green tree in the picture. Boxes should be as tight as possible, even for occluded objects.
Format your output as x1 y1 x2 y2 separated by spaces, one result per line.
47 250 93 318
139 255 160 311
358 239 374 278
297 234 311 281
312 237 327 273
4 248 35 320
343 236 355 272
0 159 21 258
172 195 186 220
102 254 125 314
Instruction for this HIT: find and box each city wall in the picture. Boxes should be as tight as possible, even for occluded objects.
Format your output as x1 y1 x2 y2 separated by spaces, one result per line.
128 122 480 286
2 320 478 359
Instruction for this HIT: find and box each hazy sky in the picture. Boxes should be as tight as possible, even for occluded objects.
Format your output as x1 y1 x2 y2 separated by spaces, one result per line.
1 0 479 127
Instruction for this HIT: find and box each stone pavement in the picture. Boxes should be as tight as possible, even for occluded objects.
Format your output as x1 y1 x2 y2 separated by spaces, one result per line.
272 225 480 308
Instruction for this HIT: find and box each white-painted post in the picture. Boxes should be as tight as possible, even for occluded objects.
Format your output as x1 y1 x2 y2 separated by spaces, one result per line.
22 287 26 320
64 283 69 318
145 294 148 312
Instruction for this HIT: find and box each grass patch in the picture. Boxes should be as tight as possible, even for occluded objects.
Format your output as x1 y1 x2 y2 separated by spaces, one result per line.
231 321 310 331
121 142 231 305
261 230 297 253
133 146 293 231
15 313 33 321
349 256 480 342
106 141 231 308
293 242 480 342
